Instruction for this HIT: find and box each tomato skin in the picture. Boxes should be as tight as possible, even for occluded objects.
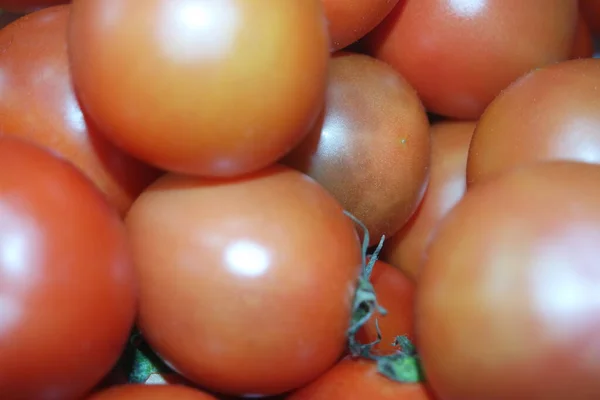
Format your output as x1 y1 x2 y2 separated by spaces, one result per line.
67 0 329 177
0 5 160 216
86 385 217 400
570 13 594 59
417 162 600 400
0 137 137 400
287 357 432 400
382 121 474 281
580 0 600 35
467 58 600 187
283 52 430 245
0 0 67 13
365 0 578 119
322 0 400 51
355 260 415 355
126 164 362 396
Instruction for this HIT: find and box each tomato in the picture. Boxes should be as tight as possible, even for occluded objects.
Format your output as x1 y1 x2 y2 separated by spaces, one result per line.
283 52 430 245
0 5 160 216
355 260 415 355
0 137 137 400
417 162 600 400
382 121 474 281
125 164 362 396
0 0 67 13
0 9 21 29
365 0 578 119
467 58 600 187
581 0 600 35
571 13 594 59
67 0 329 177
87 385 217 400
321 0 400 51
287 357 432 400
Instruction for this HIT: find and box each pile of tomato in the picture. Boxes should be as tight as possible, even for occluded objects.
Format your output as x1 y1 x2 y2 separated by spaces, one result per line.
1 0 600 399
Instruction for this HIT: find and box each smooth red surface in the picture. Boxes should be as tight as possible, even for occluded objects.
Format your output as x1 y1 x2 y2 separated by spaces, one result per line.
87 385 217 400
0 0 67 13
0 137 137 400
570 14 594 59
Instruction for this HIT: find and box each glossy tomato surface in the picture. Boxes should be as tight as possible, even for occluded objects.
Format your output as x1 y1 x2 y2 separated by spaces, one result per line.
365 0 578 119
126 164 362 396
417 162 600 400
0 0 67 13
467 58 600 187
356 260 415 355
87 385 217 400
322 0 400 51
287 357 432 400
0 137 137 400
383 121 474 280
0 5 159 216
571 13 594 59
581 0 600 34
283 52 430 245
68 0 329 177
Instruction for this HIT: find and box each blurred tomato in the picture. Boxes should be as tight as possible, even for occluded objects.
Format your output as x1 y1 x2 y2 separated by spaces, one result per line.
0 0 67 13
287 357 432 400
283 52 430 245
383 121 474 280
355 260 415 355
87 385 217 400
417 162 600 400
67 0 329 177
321 0 400 51
0 137 137 400
126 164 362 396
365 0 578 119
570 13 594 59
0 5 159 216
580 0 600 34
467 58 600 186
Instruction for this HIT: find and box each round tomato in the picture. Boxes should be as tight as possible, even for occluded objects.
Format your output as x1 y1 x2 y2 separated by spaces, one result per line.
467 58 600 187
67 0 329 177
87 385 217 400
0 5 160 216
322 0 400 51
0 0 67 13
287 357 433 400
365 0 578 119
0 137 137 400
581 0 600 35
382 121 474 280
417 162 600 400
570 13 594 59
355 260 415 355
125 164 362 396
283 52 430 245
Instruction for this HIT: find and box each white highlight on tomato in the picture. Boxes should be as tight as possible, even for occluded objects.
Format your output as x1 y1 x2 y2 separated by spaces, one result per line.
159 0 240 62
448 0 487 18
225 240 270 277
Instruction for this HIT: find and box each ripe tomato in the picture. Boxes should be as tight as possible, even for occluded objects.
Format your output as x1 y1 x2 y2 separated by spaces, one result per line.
355 260 415 355
0 0 67 13
86 385 217 400
0 5 160 216
382 121 474 280
67 0 329 177
467 58 600 187
417 162 600 400
571 13 594 59
0 137 137 400
581 0 600 35
125 164 362 396
283 52 430 245
321 0 400 51
287 357 433 400
365 0 578 119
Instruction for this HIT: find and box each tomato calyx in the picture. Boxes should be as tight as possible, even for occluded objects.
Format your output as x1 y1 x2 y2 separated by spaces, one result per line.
344 211 424 384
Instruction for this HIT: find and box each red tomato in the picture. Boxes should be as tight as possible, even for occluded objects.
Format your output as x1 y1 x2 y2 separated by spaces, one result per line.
571 13 594 59
287 357 433 400
321 0 400 51
67 0 329 177
0 137 137 400
355 260 415 355
125 164 362 396
87 385 217 400
365 0 578 119
581 0 600 35
467 58 600 187
382 121 474 280
0 0 67 13
0 5 160 216
283 52 430 245
417 162 600 399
